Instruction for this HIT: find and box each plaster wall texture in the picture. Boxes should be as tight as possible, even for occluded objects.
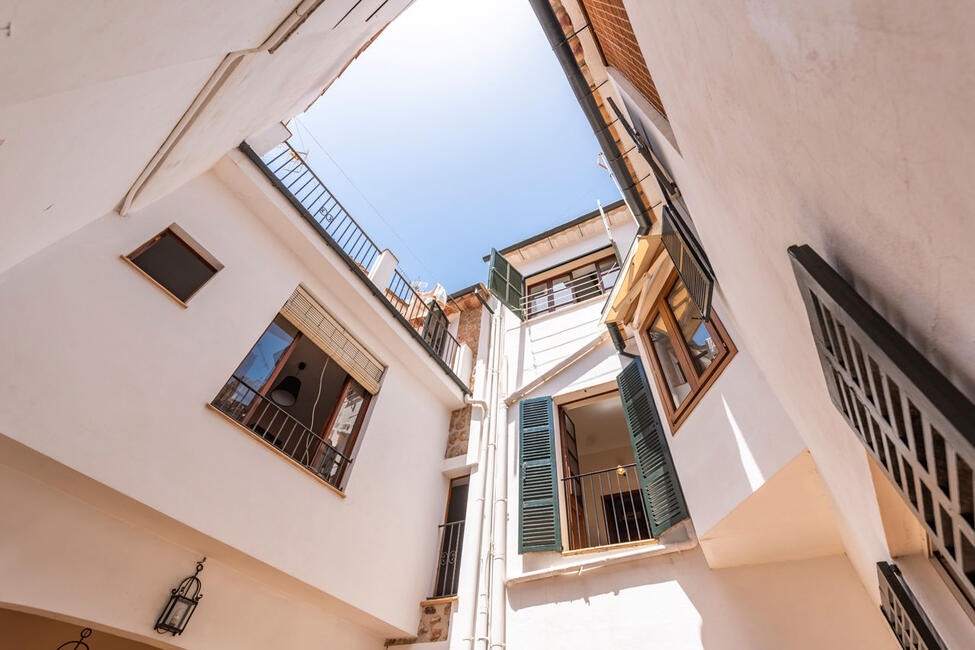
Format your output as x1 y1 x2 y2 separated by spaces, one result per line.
506 548 894 650
617 0 975 594
0 0 411 275
0 167 453 633
0 462 384 650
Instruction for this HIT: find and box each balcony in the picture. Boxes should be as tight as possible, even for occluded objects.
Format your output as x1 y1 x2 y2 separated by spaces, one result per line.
239 140 469 394
562 464 653 550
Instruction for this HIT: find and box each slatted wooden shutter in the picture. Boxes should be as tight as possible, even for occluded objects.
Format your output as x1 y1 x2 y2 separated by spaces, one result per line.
617 358 689 537
661 205 714 321
518 397 562 552
487 249 525 320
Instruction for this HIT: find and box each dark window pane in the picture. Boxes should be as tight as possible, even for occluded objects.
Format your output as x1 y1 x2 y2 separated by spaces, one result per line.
667 280 718 374
130 229 216 302
648 314 691 408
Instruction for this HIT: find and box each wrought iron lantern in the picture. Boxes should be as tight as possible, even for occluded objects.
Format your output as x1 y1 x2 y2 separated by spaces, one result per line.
56 628 92 650
155 557 205 636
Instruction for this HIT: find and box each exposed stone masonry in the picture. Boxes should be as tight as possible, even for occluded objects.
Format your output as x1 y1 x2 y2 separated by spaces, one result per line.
444 291 485 459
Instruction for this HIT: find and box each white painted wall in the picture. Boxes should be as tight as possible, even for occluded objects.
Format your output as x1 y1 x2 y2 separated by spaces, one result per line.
0 165 456 634
506 548 894 649
616 0 975 595
0 0 412 275
0 461 385 650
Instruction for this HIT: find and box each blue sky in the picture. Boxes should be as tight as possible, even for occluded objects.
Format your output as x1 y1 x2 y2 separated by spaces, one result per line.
290 0 620 292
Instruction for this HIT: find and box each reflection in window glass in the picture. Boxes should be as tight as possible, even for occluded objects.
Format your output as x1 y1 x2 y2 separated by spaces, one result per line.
571 264 600 301
325 381 368 453
599 259 620 291
667 281 719 374
234 316 299 392
526 284 547 316
648 315 691 408
551 274 573 308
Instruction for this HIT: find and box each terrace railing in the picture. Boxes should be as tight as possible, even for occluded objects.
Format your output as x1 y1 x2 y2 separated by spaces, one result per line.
212 375 352 488
259 143 380 272
241 141 468 391
562 464 653 550
522 265 619 319
386 269 460 368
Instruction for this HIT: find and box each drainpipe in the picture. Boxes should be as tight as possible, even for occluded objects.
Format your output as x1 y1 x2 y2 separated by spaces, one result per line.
527 0 652 235
465 307 504 649
488 355 509 649
119 0 327 215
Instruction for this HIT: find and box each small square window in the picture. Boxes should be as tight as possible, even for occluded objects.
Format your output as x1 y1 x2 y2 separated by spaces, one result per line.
125 226 220 304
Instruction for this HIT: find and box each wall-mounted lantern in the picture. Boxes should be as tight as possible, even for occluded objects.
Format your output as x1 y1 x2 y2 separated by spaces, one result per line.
155 557 205 636
56 628 92 649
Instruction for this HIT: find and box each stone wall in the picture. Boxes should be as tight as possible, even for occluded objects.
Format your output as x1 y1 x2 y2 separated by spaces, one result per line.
445 291 485 458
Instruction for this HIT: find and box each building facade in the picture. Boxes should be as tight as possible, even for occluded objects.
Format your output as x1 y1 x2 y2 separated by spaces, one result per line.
3 0 975 649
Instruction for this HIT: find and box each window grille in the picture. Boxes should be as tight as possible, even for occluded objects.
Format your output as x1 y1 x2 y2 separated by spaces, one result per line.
790 244 975 611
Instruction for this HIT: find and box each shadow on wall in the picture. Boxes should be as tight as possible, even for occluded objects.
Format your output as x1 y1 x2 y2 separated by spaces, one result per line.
506 546 892 649
0 607 159 649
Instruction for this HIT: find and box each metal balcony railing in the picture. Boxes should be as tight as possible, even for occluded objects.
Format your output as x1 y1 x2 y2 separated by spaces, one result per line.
877 561 947 650
523 265 619 319
240 141 470 393
212 375 352 488
562 464 652 550
260 143 381 272
431 520 464 598
386 269 460 368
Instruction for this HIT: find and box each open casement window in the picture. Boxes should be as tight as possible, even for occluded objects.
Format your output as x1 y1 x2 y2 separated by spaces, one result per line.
617 359 690 537
487 249 525 319
518 397 562 552
210 287 383 491
643 271 736 431
606 96 715 319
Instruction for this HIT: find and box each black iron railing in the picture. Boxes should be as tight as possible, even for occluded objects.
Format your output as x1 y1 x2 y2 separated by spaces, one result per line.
790 244 975 610
260 143 380 271
877 561 947 650
386 269 460 368
432 520 465 598
240 141 470 393
212 375 352 488
562 464 652 550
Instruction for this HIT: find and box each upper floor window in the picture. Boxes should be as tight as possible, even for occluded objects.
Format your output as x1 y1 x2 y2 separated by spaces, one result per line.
643 272 735 431
124 225 221 304
209 287 385 492
525 253 619 319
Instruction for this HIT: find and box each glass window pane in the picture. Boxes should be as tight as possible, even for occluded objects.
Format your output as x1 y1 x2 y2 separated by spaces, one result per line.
234 316 299 391
598 258 620 291
527 284 547 316
667 280 719 374
648 314 691 408
551 274 573 307
325 381 368 453
570 264 599 301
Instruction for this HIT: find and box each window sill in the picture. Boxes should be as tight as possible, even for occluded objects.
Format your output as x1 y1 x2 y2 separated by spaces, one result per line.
561 538 658 557
506 521 695 585
205 403 347 499
120 255 189 309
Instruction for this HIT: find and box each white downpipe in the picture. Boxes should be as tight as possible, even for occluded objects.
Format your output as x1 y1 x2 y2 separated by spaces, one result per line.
465 307 503 649
118 0 324 215
487 354 509 649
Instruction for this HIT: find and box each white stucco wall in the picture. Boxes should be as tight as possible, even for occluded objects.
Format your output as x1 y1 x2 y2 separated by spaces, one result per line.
0 462 385 650
616 0 975 594
506 548 894 650
0 166 454 634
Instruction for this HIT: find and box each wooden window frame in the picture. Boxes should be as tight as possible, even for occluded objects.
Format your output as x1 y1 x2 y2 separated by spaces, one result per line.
640 271 736 432
122 225 221 306
525 254 619 319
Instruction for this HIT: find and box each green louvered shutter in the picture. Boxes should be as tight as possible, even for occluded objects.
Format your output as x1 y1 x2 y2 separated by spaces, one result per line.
518 397 561 552
487 249 525 320
617 359 689 537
